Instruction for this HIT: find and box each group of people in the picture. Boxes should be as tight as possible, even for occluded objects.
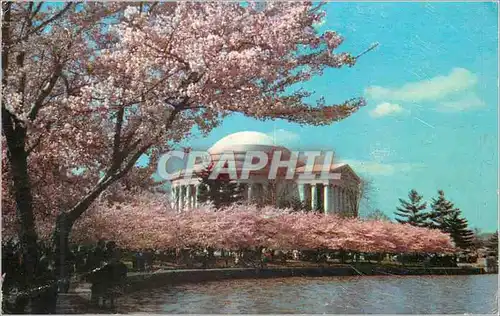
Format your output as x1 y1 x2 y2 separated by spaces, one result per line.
2 240 63 314
1 239 128 313
132 249 155 272
69 240 129 308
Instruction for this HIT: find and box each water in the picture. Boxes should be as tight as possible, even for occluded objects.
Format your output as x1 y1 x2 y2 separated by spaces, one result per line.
118 275 498 314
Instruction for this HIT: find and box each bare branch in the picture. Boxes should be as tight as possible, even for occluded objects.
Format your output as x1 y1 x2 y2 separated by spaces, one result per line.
29 63 63 121
19 3 74 43
2 2 12 86
67 107 181 223
111 106 125 168
31 2 44 19
355 42 379 59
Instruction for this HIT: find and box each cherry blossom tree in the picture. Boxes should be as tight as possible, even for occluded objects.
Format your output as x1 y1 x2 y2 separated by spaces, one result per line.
3 1 367 287
67 194 455 256
2 2 132 292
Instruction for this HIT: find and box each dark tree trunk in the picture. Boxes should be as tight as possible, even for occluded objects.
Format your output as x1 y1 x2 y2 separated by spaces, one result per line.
2 107 39 313
340 250 346 264
206 247 215 268
52 213 73 287
11 151 39 281
256 246 264 268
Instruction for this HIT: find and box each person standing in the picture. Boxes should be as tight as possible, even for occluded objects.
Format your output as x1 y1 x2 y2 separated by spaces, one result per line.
145 249 154 272
104 241 117 263
133 250 146 272
75 245 88 273
54 246 75 293
87 240 106 271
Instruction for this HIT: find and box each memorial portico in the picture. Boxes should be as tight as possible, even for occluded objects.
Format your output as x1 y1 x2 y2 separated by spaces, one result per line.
295 181 357 215
169 131 361 216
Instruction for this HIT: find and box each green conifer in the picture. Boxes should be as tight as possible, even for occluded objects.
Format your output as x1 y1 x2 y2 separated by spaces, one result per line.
486 232 498 257
394 189 428 227
428 190 458 229
443 210 474 250
197 166 244 209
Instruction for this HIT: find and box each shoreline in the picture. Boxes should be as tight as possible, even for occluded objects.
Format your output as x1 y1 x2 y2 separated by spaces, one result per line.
123 264 491 293
62 265 493 313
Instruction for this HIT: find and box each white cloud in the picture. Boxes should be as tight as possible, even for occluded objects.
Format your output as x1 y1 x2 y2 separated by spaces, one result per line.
342 160 424 176
438 93 486 112
365 68 478 102
267 129 300 146
370 102 405 118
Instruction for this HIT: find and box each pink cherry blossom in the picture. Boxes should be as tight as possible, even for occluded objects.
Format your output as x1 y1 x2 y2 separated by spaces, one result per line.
61 193 456 254
2 3 366 264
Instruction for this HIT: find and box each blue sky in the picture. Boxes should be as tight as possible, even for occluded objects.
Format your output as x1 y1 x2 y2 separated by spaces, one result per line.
171 2 498 232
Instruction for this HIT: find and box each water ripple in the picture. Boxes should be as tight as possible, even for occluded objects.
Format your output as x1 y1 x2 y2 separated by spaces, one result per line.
117 274 497 314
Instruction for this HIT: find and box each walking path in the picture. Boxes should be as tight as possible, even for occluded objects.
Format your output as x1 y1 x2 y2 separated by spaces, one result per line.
56 293 106 314
56 280 122 314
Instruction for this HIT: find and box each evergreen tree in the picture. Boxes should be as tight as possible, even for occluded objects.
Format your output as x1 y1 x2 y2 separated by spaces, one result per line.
394 189 428 226
486 232 498 257
428 190 458 229
443 210 474 250
197 166 245 209
470 228 484 250
426 190 474 250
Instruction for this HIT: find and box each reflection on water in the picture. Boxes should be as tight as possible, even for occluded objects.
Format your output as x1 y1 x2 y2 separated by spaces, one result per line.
119 275 498 314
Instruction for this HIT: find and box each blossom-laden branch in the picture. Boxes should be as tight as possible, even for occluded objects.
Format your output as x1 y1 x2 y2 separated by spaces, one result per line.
2 2 368 256
62 195 455 254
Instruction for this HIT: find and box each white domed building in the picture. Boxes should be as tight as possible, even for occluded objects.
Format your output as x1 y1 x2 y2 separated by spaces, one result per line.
170 131 361 217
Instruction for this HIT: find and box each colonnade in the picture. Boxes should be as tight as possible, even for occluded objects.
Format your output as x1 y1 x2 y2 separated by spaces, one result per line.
298 183 352 215
245 182 267 202
171 182 269 211
171 182 354 216
171 184 201 210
